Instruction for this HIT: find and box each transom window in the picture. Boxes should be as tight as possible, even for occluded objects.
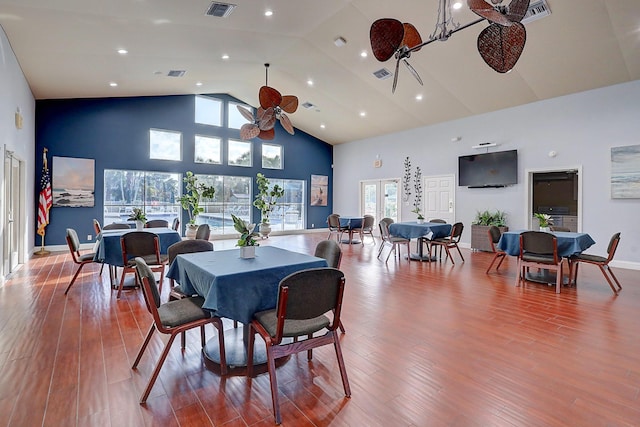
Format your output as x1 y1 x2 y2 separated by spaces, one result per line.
150 129 182 161
195 135 222 164
228 139 252 167
195 95 222 127
228 101 252 130
262 143 283 169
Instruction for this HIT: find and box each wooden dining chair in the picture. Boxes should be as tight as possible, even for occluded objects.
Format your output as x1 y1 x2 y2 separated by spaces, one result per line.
517 231 563 293
195 223 210 240
378 219 410 262
314 240 346 333
486 225 507 274
361 214 376 244
327 214 346 243
570 232 622 294
132 258 227 404
246 268 350 424
64 228 99 295
118 231 167 299
171 217 180 231
145 219 169 228
429 222 465 264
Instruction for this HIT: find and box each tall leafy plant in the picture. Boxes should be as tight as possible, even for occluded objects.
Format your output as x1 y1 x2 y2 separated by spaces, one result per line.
178 171 216 224
253 173 284 224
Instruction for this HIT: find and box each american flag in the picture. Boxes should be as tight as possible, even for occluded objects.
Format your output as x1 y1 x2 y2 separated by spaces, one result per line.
37 158 52 237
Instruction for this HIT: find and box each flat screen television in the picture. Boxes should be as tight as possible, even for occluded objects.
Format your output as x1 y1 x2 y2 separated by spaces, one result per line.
458 149 518 188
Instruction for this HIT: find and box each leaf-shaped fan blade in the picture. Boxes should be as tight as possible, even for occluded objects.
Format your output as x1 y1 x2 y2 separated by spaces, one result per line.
240 123 260 140
506 0 530 22
477 22 526 73
258 128 275 140
370 18 405 62
280 95 298 114
236 105 255 122
403 59 423 86
467 0 514 26
401 23 422 53
279 113 295 135
259 86 282 109
257 106 274 122
258 107 276 130
392 56 401 93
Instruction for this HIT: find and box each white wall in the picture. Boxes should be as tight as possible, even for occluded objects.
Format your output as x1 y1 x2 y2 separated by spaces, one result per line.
334 80 640 268
0 24 36 281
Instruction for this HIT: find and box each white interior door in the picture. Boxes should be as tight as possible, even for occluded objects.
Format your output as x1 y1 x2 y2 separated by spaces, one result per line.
424 174 455 223
360 179 400 226
3 150 23 276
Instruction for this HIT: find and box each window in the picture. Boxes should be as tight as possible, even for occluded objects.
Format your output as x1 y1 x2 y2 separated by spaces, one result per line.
195 95 222 127
150 129 181 161
228 101 252 130
261 178 305 232
262 143 283 169
195 135 222 164
103 169 181 226
228 139 252 167
193 174 252 235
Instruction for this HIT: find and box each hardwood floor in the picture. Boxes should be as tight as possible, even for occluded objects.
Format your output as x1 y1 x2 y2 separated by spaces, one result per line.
1 233 639 426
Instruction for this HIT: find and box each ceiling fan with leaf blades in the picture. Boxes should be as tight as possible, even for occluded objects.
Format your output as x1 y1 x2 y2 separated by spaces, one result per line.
369 0 530 92
238 63 299 140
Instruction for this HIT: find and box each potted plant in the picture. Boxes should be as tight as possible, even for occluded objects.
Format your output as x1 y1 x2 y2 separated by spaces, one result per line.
470 209 508 251
253 173 284 238
534 213 553 232
128 207 147 230
231 214 259 258
178 171 215 237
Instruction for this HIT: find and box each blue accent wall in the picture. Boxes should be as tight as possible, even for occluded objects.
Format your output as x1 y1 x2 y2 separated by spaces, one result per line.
35 94 333 246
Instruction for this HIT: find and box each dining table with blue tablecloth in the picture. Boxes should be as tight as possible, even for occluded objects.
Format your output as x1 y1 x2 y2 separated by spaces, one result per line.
166 246 328 371
497 230 596 257
339 216 364 244
389 221 452 261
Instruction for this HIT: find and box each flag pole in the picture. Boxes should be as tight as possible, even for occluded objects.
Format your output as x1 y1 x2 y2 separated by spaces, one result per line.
34 148 51 256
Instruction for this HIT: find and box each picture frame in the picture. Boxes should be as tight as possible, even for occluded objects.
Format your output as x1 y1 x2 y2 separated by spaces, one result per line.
52 156 95 207
310 174 328 206
611 144 640 199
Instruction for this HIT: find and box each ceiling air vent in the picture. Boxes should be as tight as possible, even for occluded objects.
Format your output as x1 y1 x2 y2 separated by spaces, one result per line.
205 2 237 18
302 102 315 109
522 0 551 24
167 70 186 77
373 68 392 80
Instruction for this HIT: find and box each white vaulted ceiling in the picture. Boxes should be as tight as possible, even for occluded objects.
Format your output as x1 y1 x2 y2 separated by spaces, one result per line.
0 0 638 144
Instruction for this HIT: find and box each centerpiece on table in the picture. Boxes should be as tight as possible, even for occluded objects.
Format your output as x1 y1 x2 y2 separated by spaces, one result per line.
178 171 216 238
534 213 553 232
128 207 147 230
253 173 284 238
231 214 259 258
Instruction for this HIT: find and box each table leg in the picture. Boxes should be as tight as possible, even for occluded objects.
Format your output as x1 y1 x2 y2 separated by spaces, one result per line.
409 237 437 261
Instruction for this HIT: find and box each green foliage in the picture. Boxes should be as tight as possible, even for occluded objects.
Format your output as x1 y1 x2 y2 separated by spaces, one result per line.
253 173 284 224
533 213 552 227
473 210 507 227
127 207 147 222
178 171 216 224
231 214 259 247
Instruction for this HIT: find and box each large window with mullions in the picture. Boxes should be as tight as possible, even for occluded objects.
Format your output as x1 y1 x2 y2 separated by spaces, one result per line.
192 174 252 235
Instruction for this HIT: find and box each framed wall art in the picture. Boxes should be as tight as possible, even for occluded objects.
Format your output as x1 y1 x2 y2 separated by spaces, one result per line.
310 174 328 206
52 156 95 207
611 144 640 199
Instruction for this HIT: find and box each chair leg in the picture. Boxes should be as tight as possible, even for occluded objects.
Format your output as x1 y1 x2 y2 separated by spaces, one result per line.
606 266 622 291
486 253 500 274
116 268 127 299
338 319 346 334
555 263 563 294
455 245 464 262
132 323 157 369
515 260 522 286
332 331 351 397
64 263 86 295
495 254 506 270
601 265 621 294
385 244 394 262
212 318 227 375
139 333 179 403
181 331 186 349
265 344 281 425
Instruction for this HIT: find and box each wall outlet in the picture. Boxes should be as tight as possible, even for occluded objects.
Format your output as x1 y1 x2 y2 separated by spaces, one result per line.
311 223 314 228
87 235 92 241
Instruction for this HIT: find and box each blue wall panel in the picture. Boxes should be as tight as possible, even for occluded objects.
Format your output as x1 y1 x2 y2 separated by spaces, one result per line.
35 94 333 246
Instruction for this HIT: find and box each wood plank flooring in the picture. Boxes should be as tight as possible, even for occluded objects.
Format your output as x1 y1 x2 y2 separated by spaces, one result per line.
1 233 639 426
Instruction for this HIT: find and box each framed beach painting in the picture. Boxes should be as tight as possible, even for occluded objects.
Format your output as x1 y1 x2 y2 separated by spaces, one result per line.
310 175 328 206
611 144 640 199
52 156 95 207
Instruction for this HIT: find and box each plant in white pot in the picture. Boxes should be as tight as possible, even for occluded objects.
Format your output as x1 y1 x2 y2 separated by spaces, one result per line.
253 173 284 238
178 171 216 238
231 214 259 258
128 207 147 230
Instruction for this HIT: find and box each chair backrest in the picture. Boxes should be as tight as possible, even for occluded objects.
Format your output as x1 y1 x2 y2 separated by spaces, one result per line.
314 240 342 268
66 228 81 255
606 232 621 262
145 219 169 228
103 223 130 230
171 217 180 231
488 225 502 244
450 222 464 241
379 219 391 241
195 224 211 240
520 231 559 263
327 214 341 229
167 239 213 265
121 231 160 265
92 219 102 235
380 217 394 227
271 268 345 343
429 218 446 223
135 257 161 310
362 215 375 230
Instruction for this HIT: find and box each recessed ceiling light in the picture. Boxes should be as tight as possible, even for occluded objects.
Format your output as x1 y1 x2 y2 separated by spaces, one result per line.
359 111 366 117
307 79 314 86
109 82 118 87
221 54 229 60
360 50 368 58
415 94 423 101
320 123 326 129
117 49 128 55
264 9 273 17
196 82 203 86
452 2 463 9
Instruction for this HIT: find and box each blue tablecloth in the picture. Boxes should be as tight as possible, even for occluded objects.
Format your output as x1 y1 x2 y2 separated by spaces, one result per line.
389 222 452 240
339 217 363 229
166 246 328 324
94 227 182 266
497 230 596 257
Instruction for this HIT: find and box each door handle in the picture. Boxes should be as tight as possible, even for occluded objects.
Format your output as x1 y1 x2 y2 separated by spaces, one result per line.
448 200 453 212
